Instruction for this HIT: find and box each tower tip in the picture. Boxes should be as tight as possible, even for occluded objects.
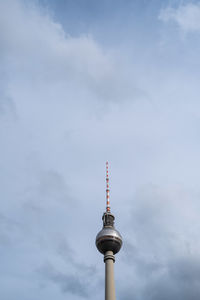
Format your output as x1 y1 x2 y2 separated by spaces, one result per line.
106 162 110 213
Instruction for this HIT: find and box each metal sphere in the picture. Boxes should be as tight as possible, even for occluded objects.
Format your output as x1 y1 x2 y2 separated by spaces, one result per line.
96 227 122 255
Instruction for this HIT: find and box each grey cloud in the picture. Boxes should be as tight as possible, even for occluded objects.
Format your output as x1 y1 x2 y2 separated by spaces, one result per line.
0 72 17 118
0 213 22 245
122 240 162 277
38 261 97 298
142 256 200 300
0 0 143 105
33 170 71 204
0 93 16 117
159 3 200 33
121 250 200 300
21 169 75 236
56 239 97 275
19 168 99 298
169 256 200 283
118 184 200 300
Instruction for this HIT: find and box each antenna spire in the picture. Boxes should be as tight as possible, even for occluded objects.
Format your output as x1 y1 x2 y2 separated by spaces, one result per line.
106 161 110 213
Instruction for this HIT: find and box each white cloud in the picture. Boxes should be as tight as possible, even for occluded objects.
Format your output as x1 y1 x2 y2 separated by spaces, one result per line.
159 3 200 33
0 0 135 105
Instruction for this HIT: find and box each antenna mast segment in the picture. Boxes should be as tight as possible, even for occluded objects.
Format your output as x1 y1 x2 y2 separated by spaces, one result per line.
106 162 110 213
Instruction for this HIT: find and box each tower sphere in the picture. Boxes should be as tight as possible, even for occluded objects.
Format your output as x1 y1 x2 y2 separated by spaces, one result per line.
96 212 122 255
96 226 122 255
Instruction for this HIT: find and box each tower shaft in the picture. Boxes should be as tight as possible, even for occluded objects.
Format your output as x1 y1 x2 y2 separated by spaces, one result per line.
104 251 116 300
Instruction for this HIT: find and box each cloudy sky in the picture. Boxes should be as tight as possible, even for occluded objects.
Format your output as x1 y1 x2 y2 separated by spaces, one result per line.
1 0 200 299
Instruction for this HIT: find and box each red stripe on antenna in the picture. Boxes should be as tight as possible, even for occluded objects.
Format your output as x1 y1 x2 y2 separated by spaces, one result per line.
106 161 110 213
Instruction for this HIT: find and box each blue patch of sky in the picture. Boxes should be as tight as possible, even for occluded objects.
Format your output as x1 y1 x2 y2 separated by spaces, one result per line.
38 0 165 45
37 0 200 81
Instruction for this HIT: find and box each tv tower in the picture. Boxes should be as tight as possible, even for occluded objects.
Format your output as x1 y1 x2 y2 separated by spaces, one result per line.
96 162 122 300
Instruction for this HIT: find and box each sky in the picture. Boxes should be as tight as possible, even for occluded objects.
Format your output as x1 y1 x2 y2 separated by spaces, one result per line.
1 0 200 299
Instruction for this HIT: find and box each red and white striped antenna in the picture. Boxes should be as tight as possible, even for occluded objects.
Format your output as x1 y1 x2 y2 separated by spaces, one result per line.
106 161 111 213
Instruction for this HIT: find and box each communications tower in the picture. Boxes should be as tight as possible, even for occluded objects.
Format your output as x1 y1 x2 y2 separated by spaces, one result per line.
96 162 122 300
